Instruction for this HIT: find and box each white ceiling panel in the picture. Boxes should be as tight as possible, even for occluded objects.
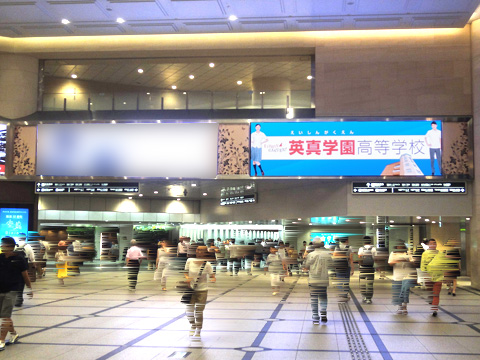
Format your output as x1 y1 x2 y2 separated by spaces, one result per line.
2 0 476 37
0 2 53 22
45 2 110 22
184 21 231 32
296 18 344 31
170 0 225 18
129 23 179 33
240 20 287 32
104 1 168 20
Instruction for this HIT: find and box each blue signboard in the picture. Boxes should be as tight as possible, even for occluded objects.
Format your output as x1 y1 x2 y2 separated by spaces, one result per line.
0 208 29 237
250 121 442 177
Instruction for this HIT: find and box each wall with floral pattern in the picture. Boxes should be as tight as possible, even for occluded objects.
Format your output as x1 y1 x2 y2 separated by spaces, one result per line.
217 124 249 175
13 126 36 176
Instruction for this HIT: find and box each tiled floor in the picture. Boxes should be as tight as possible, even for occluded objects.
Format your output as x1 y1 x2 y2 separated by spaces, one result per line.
2 264 480 360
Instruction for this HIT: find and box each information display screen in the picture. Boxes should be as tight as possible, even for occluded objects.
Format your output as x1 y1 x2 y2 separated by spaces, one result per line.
36 123 218 178
0 124 6 176
352 181 466 194
220 194 256 206
250 121 442 177
36 182 139 194
0 208 29 237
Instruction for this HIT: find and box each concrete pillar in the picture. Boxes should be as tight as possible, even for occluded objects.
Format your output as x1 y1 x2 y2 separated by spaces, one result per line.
0 54 38 119
471 20 480 289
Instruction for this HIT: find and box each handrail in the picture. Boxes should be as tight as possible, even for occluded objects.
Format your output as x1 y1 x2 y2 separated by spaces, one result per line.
42 90 313 111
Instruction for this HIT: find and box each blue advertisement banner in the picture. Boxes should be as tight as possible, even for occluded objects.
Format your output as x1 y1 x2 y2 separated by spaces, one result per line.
250 121 442 177
0 208 29 237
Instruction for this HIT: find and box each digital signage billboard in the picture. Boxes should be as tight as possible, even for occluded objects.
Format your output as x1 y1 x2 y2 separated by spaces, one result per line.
0 124 6 176
36 123 219 178
250 121 442 177
0 208 29 237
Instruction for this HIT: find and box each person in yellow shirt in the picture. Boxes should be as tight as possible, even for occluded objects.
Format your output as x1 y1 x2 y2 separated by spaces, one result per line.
420 239 442 316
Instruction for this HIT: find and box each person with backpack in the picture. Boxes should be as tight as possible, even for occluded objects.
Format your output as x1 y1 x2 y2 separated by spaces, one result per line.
358 236 377 304
303 238 333 324
13 235 35 307
0 236 33 351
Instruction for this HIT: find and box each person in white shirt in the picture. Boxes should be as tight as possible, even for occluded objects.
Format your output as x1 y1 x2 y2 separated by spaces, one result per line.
177 237 189 257
155 240 171 291
303 239 333 323
251 123 268 176
184 258 215 339
126 240 144 291
14 236 35 307
357 236 377 304
424 121 442 176
388 242 417 315
265 246 283 295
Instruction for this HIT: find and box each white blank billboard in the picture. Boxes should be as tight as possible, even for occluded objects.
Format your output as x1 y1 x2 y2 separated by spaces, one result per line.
36 123 218 178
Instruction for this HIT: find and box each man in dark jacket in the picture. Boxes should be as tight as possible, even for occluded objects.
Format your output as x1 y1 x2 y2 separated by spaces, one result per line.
0 236 33 351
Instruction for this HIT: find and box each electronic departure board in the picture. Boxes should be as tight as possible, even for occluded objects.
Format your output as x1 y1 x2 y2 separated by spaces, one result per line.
220 194 257 206
36 182 139 194
352 182 466 194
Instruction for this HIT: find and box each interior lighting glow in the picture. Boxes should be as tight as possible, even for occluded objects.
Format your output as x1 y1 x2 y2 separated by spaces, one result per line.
189 75 195 79
71 74 77 79
307 75 313 80
137 68 144 73
202 193 207 196
116 18 126 24
425 219 430 222
154 191 158 194
466 217 471 221
139 194 143 197
61 19 70 25
209 63 215 68
171 85 177 89
191 184 197 187
237 80 243 85
416 216 422 219
228 15 238 21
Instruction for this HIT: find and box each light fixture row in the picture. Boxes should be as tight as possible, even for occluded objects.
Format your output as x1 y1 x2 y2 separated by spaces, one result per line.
61 15 238 25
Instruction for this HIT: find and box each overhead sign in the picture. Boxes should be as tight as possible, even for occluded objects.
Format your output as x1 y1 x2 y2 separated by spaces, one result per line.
220 193 256 206
0 124 6 176
36 182 139 194
36 123 219 178
250 121 442 177
0 208 29 237
352 182 466 194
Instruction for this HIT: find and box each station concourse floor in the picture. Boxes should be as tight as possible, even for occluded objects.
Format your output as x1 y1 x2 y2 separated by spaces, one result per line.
3 263 480 360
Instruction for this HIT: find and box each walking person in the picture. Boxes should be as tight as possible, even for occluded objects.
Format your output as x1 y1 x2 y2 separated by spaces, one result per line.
0 236 33 351
388 241 417 315
303 239 332 323
265 246 283 295
332 237 354 302
155 240 170 291
421 238 442 316
126 240 144 292
358 236 377 304
13 235 35 307
184 257 215 339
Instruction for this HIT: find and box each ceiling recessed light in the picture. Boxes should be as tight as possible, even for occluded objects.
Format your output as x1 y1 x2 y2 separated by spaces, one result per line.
146 92 150 95
309 223 312 225
307 75 313 80
209 63 215 68
466 217 471 220
202 193 207 196
432 221 436 224
425 219 430 222
228 15 238 21
111 120 116 124
128 196 132 200
177 198 181 201
249 221 252 224
189 75 195 79
71 74 77 79
137 68 144 74
171 85 177 89
298 218 302 221
237 80 243 85
191 184 197 187
116 17 125 24
271 220 275 222
61 19 70 25
154 191 158 194
123 102 127 105
183 92 187 95
416 216 422 219
139 194 143 197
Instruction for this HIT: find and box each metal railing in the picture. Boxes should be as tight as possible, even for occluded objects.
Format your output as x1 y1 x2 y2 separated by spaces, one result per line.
42 90 313 111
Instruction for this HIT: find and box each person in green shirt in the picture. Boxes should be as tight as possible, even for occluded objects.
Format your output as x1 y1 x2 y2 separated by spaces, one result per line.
420 239 442 317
